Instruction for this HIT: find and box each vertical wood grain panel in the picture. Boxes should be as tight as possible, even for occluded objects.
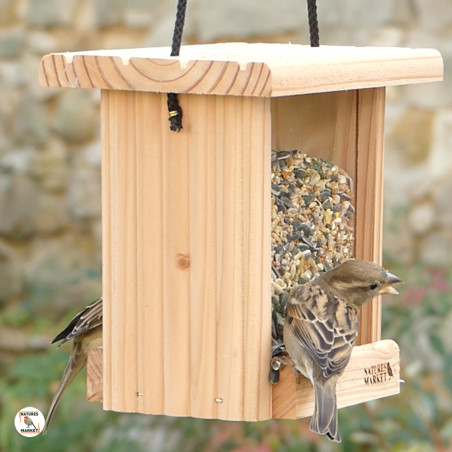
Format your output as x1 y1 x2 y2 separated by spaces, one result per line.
161 97 192 416
355 88 386 345
333 91 359 174
216 96 246 419
101 91 113 410
270 91 357 174
186 95 220 418
102 91 272 420
187 95 272 420
102 90 140 412
241 97 272 420
135 92 165 414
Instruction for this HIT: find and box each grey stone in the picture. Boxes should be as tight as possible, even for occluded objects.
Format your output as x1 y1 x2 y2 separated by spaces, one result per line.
428 110 452 181
30 141 69 192
0 61 30 89
419 229 452 265
34 192 70 234
23 235 101 309
95 0 126 27
0 0 18 26
0 147 34 175
145 15 179 47
27 0 77 27
0 327 29 353
0 28 24 59
82 142 102 168
407 202 435 235
0 241 22 303
66 168 101 221
27 30 58 55
195 0 305 42
391 0 418 24
14 97 48 148
0 120 11 154
436 174 452 229
52 90 99 143
0 147 69 237
317 0 402 47
368 26 405 47
125 0 154 28
415 0 452 31
0 172 38 238
388 108 435 167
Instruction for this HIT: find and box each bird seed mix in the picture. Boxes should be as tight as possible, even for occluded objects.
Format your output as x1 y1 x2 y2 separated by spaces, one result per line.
271 150 355 343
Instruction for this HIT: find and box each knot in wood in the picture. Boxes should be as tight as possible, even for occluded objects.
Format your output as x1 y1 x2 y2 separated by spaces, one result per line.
176 253 190 270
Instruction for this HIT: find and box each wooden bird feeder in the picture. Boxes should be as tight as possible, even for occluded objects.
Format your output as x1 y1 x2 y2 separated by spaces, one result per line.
40 43 443 421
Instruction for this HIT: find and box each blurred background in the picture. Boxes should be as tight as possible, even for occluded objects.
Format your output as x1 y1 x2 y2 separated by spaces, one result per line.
0 0 451 451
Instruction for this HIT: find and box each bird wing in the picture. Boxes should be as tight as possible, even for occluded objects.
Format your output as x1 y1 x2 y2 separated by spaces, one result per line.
286 284 358 379
52 297 103 346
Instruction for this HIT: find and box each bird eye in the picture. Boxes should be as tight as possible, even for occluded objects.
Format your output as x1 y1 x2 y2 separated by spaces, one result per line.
369 283 379 290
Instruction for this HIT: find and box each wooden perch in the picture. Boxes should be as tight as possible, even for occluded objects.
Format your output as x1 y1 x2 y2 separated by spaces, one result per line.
88 339 400 418
272 339 400 419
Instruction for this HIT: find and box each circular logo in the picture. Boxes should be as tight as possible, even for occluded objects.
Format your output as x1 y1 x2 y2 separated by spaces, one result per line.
14 407 45 437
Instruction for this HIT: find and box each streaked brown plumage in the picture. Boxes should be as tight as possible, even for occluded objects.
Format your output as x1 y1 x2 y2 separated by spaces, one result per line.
43 297 103 433
283 260 402 442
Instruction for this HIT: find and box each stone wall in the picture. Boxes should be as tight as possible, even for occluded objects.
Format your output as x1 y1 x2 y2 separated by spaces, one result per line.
0 0 450 311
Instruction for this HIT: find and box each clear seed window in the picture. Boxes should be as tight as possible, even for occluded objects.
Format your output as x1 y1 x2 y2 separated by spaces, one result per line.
271 152 354 345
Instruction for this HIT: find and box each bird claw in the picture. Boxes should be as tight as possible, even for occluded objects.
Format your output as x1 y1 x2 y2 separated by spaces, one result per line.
293 368 303 385
269 343 295 384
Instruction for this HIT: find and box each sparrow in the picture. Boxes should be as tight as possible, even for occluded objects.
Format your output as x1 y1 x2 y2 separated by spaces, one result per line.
283 259 402 442
43 297 103 433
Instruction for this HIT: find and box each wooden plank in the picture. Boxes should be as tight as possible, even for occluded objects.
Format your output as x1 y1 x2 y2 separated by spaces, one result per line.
102 90 141 412
271 91 357 173
161 95 191 416
272 339 400 419
40 43 443 96
91 339 401 419
101 91 272 420
186 95 272 420
102 90 190 414
355 88 386 345
134 92 166 414
186 95 219 418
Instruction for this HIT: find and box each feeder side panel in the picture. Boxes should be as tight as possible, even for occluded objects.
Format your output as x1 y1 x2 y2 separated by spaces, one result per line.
102 91 272 421
355 87 386 345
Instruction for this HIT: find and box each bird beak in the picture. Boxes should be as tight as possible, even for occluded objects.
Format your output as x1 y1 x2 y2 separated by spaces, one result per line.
379 286 399 295
379 271 403 295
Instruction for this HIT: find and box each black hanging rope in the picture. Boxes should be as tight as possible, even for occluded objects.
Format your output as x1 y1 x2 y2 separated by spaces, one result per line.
306 0 320 47
166 0 320 131
167 0 188 132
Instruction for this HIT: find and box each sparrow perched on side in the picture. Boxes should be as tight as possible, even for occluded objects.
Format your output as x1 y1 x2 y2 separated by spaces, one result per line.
43 297 103 433
283 260 402 442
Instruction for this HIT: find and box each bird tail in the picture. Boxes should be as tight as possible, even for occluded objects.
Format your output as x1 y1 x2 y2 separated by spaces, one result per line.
310 382 341 442
43 344 87 434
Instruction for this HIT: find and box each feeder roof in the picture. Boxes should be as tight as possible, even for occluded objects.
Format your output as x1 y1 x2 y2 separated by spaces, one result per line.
40 42 443 97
